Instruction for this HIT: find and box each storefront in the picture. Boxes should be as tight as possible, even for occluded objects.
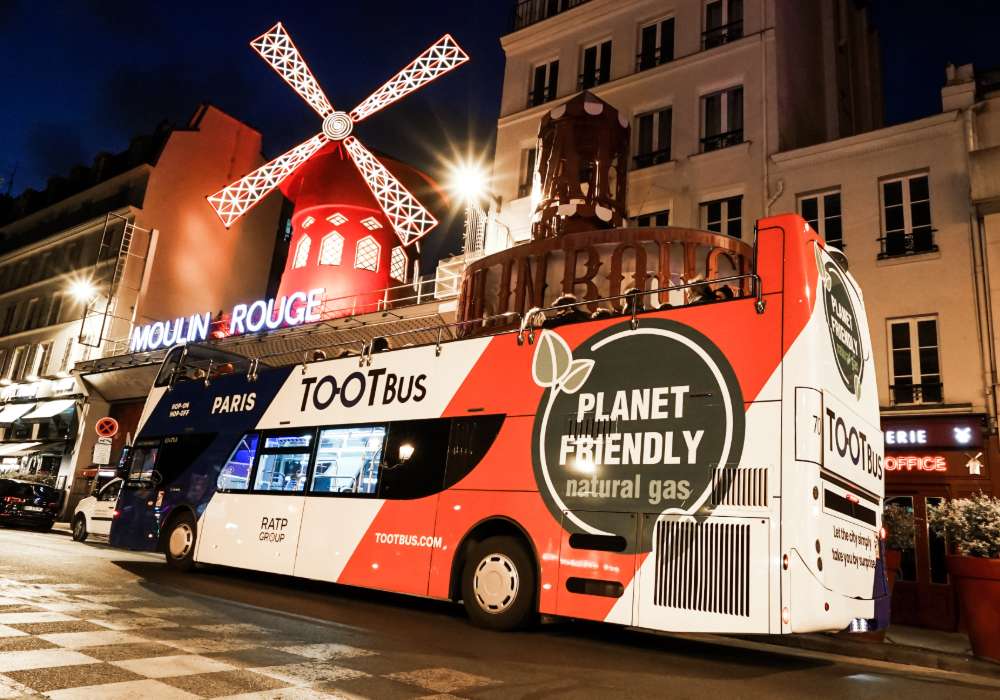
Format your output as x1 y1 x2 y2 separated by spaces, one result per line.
0 377 82 490
883 413 997 630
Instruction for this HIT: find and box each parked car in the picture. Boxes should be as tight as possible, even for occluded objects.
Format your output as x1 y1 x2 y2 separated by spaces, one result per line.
0 479 62 531
72 477 121 542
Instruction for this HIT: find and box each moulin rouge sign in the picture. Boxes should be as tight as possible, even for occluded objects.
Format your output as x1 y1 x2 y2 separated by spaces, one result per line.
129 288 325 353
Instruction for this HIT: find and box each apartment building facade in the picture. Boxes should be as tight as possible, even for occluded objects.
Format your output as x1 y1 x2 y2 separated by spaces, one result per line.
488 1 999 630
0 105 283 510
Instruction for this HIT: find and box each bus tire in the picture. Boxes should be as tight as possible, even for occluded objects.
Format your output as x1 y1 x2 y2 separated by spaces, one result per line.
164 512 197 572
71 515 88 542
461 535 535 631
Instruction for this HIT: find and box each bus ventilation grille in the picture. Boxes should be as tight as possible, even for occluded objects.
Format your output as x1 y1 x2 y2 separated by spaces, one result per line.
652 520 751 617
710 468 768 508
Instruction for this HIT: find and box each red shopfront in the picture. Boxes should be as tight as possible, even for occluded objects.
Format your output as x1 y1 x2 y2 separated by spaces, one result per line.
883 414 997 630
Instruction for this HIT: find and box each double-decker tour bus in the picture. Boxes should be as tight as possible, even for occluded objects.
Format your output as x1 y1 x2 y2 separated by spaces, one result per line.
109 213 888 634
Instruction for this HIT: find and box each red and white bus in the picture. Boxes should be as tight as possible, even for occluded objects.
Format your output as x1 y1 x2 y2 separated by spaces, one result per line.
109 213 888 634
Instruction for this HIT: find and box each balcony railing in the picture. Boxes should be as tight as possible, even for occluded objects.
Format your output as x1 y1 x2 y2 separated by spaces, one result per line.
702 20 744 49
890 382 943 406
700 129 744 152
527 84 557 108
577 69 609 91
633 148 671 169
636 47 672 72
877 228 938 259
512 0 593 32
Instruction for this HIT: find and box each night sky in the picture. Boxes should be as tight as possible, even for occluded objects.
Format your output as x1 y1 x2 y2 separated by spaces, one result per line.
1 1 999 247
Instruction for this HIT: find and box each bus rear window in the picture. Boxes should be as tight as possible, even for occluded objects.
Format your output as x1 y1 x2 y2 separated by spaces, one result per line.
218 434 259 491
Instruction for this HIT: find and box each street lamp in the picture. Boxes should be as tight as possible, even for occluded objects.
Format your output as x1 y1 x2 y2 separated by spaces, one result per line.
446 158 509 256
67 278 98 304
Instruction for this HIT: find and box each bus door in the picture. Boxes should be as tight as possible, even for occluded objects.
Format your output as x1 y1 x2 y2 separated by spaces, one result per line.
556 512 638 625
197 429 312 575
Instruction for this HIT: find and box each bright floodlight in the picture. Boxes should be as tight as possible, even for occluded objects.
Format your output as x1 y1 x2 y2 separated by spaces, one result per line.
449 162 489 203
68 279 97 303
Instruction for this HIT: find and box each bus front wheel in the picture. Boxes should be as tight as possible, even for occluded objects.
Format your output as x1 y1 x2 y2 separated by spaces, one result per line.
164 512 197 572
461 536 536 631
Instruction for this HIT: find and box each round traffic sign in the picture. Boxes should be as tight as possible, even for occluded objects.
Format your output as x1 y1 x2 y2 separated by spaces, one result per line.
95 417 119 438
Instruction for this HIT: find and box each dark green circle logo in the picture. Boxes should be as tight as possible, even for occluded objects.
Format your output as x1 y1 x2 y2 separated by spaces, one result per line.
530 319 745 552
823 262 863 396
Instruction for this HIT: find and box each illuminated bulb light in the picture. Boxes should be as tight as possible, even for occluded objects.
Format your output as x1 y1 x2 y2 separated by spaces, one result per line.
398 443 415 461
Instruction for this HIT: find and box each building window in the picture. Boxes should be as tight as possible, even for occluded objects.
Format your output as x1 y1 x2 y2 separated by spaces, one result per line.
799 190 843 248
701 86 743 152
23 298 40 331
518 147 537 199
637 17 674 71
528 59 559 107
703 0 744 49
0 306 13 336
6 345 27 382
360 216 382 230
318 232 344 266
889 316 942 405
301 216 316 229
26 342 51 380
578 39 612 90
292 235 311 269
632 210 669 227
390 246 408 283
634 107 672 169
879 173 935 259
327 212 348 226
700 196 742 238
355 236 381 272
46 295 62 327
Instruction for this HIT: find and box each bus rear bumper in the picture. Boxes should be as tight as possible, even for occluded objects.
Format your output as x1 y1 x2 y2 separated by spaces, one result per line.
786 549 886 634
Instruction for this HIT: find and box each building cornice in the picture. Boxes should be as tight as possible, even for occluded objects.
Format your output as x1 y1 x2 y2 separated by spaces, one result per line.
771 112 962 167
501 0 624 52
0 207 135 266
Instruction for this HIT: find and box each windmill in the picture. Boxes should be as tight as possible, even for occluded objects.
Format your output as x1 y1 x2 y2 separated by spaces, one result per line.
207 22 469 248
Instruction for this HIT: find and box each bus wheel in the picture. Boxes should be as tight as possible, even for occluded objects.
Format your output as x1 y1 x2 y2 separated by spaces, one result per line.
461 536 536 631
71 515 87 542
164 512 197 571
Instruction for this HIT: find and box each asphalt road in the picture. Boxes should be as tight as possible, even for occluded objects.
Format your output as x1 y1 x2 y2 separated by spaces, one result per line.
0 527 996 699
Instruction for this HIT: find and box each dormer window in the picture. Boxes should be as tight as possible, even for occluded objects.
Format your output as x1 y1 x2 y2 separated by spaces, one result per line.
292 235 311 269
319 232 344 265
355 236 380 272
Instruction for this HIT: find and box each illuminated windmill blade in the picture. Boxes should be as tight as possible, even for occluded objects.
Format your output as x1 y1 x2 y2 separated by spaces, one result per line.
251 22 334 118
208 133 329 228
349 34 470 123
343 136 438 246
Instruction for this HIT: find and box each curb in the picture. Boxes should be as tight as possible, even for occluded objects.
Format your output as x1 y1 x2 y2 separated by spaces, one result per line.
734 632 1000 680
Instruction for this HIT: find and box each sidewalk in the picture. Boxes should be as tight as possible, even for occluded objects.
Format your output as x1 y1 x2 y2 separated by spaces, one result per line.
742 625 1000 680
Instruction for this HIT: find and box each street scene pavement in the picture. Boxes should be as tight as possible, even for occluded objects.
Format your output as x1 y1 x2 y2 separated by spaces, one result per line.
0 527 996 699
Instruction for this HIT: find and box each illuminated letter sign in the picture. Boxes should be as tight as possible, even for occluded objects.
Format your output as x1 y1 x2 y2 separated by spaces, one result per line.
130 288 325 353
884 455 948 472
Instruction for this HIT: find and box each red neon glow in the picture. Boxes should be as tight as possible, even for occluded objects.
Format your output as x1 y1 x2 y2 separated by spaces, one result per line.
884 455 948 472
207 21 468 245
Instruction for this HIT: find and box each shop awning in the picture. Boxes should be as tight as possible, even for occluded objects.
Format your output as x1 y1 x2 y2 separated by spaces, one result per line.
21 399 76 422
0 403 36 426
0 442 40 456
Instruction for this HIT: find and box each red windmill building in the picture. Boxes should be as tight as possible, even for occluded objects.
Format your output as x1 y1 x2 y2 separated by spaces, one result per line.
207 22 468 316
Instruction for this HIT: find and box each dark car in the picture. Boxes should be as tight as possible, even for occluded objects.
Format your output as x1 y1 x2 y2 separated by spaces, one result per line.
0 479 61 531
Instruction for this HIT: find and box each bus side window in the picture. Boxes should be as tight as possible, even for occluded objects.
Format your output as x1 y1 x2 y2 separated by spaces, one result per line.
253 430 314 493
217 433 259 492
127 441 161 483
311 425 386 495
378 418 451 500
444 415 505 489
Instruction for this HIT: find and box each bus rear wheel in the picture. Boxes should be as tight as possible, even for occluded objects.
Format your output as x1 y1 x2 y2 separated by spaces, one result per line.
461 535 535 631
164 512 197 572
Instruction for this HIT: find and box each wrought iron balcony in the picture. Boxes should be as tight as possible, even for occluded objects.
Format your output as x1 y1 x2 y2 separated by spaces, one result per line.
877 228 938 259
527 84 557 108
700 129 744 152
890 382 943 406
633 148 671 169
702 20 744 49
512 0 593 32
577 69 609 91
636 47 672 72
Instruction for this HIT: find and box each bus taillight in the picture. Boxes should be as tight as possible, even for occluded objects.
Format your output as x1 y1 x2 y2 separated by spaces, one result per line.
112 509 120 519
879 526 887 540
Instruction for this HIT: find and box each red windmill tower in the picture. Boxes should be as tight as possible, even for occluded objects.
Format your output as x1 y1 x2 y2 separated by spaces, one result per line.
207 22 469 316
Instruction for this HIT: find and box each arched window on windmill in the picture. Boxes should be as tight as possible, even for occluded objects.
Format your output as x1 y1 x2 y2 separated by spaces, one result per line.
355 236 381 272
318 231 344 265
292 234 311 269
390 246 408 283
